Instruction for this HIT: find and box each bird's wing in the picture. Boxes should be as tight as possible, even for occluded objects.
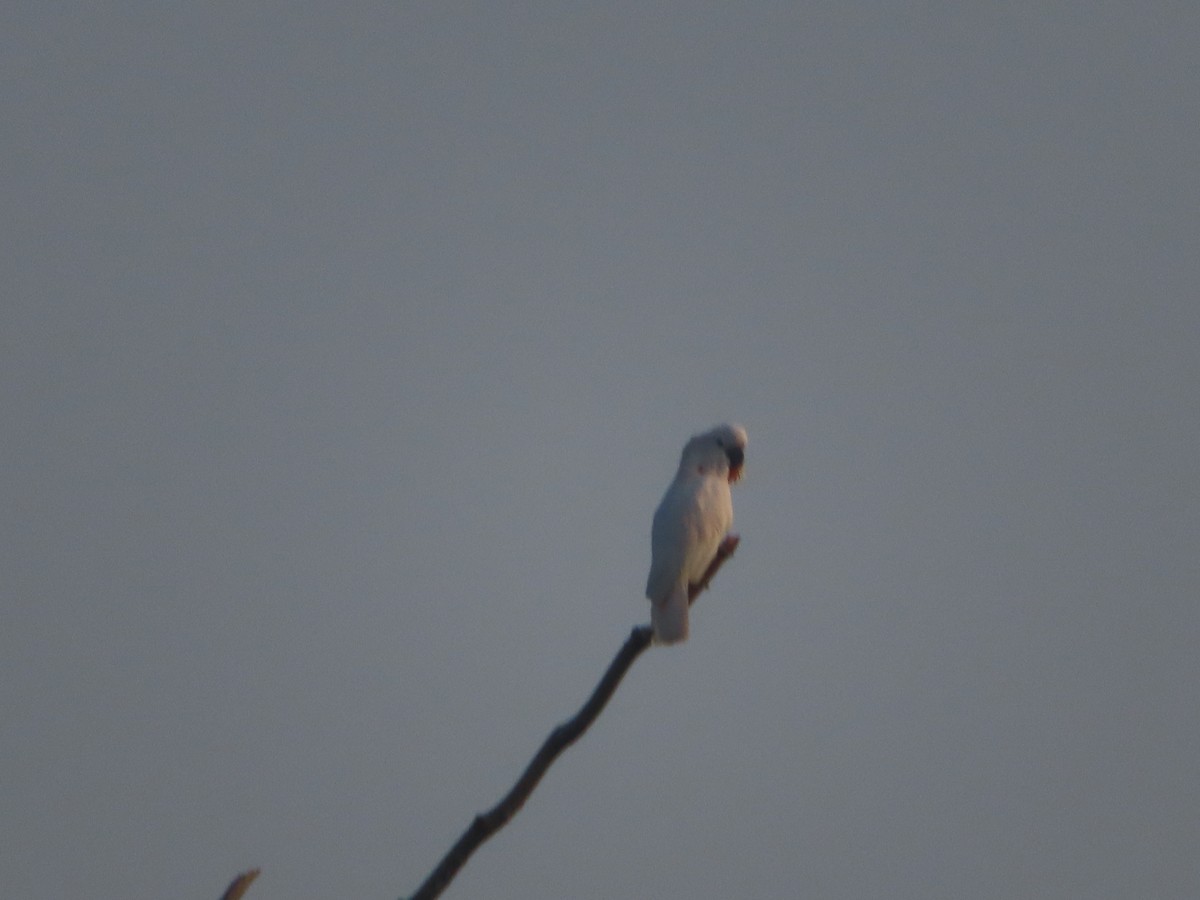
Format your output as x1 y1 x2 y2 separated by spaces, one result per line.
646 479 694 601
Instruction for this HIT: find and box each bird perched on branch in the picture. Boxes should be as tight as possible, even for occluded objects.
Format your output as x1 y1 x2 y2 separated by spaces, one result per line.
646 423 747 644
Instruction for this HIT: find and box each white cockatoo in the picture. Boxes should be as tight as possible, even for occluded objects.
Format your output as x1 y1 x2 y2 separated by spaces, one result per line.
646 423 747 644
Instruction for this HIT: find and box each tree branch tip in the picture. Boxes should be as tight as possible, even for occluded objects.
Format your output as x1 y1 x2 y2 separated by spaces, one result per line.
218 868 261 900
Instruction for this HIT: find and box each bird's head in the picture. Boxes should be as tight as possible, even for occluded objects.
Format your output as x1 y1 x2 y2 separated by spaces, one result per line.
681 423 748 483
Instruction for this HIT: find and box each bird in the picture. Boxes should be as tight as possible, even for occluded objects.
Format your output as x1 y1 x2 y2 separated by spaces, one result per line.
645 423 747 644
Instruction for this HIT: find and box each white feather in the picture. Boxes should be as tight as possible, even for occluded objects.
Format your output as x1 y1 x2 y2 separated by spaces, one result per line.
645 424 746 644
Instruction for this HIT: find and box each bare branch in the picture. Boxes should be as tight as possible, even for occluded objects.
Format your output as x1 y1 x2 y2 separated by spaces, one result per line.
405 535 739 900
218 868 260 900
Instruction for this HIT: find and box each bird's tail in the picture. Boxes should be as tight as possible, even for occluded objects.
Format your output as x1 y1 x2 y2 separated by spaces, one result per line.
651 584 689 645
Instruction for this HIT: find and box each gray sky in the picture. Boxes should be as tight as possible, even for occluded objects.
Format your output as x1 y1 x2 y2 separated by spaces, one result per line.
4 4 1198 898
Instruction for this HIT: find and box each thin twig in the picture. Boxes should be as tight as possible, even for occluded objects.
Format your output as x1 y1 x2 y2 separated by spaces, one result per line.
405 535 740 900
218 868 261 900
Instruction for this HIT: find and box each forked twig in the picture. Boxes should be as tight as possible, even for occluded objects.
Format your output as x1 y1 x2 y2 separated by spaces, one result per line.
212 537 740 900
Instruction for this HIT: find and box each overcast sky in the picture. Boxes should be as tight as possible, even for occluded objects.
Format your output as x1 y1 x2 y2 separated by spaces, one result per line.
3 4 1198 899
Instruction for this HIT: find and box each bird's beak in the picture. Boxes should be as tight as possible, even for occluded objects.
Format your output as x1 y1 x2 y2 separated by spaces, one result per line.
726 446 744 483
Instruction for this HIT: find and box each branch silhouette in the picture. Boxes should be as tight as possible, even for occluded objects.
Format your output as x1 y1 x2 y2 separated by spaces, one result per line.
405 534 740 900
218 868 260 900
213 536 739 900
